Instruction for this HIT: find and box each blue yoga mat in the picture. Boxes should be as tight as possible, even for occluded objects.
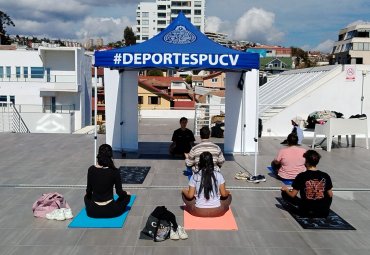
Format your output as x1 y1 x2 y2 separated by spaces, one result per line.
267 166 293 185
183 168 193 180
68 195 136 228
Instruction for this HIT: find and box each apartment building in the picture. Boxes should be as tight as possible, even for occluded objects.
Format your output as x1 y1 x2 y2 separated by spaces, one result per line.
332 22 370 64
136 0 205 43
0 47 92 133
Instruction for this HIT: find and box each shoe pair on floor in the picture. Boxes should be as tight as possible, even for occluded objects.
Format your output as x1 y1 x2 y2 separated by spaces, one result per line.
246 175 266 183
170 225 188 240
45 208 73 221
235 171 266 183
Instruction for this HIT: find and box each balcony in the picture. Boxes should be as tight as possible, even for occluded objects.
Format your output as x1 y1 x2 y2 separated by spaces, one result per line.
0 74 79 92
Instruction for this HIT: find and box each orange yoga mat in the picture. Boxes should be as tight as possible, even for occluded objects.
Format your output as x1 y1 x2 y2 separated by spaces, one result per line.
184 208 238 230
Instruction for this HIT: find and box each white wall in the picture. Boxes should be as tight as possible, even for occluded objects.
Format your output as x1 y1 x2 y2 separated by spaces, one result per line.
140 109 194 119
224 70 258 154
105 69 139 152
20 112 73 133
263 65 370 137
0 48 92 133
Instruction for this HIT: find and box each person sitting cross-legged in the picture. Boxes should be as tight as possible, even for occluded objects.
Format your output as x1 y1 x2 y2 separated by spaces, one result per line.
84 144 131 218
281 150 333 218
185 126 225 173
271 133 306 180
169 117 195 158
182 151 232 217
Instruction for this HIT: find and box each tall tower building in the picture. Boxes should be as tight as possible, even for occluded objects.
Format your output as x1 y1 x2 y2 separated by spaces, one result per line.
136 0 206 43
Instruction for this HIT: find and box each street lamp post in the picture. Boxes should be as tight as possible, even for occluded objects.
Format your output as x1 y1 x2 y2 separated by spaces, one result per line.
361 71 367 115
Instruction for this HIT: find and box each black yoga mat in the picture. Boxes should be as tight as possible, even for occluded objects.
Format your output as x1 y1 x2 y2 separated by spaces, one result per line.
276 197 356 230
119 166 151 184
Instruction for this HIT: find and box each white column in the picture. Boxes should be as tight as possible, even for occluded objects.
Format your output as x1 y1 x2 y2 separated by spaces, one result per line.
224 70 259 154
104 68 121 150
104 69 139 152
120 71 139 152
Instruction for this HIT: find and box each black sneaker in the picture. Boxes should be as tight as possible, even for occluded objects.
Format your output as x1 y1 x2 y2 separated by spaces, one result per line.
246 176 260 183
256 175 266 182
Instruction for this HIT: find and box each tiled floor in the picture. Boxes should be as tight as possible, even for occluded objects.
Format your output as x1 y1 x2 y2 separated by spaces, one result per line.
0 118 370 255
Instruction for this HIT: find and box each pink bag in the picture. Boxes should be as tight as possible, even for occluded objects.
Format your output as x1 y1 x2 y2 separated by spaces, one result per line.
32 192 71 218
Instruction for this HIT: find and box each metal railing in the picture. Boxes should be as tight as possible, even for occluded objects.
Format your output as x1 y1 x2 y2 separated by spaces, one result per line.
13 104 75 114
0 103 12 132
0 74 76 83
194 103 225 136
11 104 30 133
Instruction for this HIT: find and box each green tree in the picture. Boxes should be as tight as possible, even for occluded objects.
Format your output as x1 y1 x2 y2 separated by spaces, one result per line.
291 47 315 68
185 75 192 84
0 11 15 45
123 26 136 46
147 69 164 76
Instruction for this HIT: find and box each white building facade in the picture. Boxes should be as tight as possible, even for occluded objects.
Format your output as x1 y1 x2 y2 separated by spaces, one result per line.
136 0 205 43
0 47 92 133
332 22 370 65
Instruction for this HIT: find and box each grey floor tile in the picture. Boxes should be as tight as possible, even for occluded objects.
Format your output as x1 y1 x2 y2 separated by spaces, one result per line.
191 246 255 255
71 246 135 255
313 248 370 255
0 229 31 246
134 246 191 255
253 247 317 255
0 246 14 255
18 229 84 246
301 231 367 249
8 245 75 255
246 231 311 248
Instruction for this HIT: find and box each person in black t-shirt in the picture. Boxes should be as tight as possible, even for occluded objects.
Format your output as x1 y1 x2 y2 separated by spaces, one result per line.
84 144 131 218
169 117 195 157
281 150 333 218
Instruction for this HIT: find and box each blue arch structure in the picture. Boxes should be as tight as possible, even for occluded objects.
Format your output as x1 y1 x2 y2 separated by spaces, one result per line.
94 12 259 71
93 13 261 177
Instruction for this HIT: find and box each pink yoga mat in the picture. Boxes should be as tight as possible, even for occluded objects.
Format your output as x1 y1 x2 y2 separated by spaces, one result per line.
184 208 238 230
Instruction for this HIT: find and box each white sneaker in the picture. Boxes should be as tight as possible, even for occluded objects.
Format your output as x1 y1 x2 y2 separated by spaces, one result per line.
170 228 180 240
61 208 73 220
177 225 188 240
45 209 66 221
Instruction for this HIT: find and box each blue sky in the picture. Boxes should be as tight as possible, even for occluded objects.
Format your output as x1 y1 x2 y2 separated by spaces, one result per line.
1 0 370 53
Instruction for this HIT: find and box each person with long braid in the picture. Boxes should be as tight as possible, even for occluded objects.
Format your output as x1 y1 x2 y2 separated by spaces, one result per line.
84 144 131 218
182 151 231 217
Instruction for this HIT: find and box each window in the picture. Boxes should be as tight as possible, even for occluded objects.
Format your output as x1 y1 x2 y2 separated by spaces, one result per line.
6 66 11 78
148 96 160 104
31 67 44 78
142 12 149 17
23 67 28 78
194 17 201 23
0 67 3 78
10 96 15 104
138 96 143 104
211 78 218 83
142 36 149 40
0 96 6 102
364 43 370 51
195 1 202 7
194 9 202 15
142 20 149 25
142 27 149 33
158 20 166 25
16 67 21 78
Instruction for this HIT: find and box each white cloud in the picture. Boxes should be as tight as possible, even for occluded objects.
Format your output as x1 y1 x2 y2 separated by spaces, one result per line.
346 20 370 27
312 39 334 53
233 8 284 44
76 16 134 44
205 16 223 33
